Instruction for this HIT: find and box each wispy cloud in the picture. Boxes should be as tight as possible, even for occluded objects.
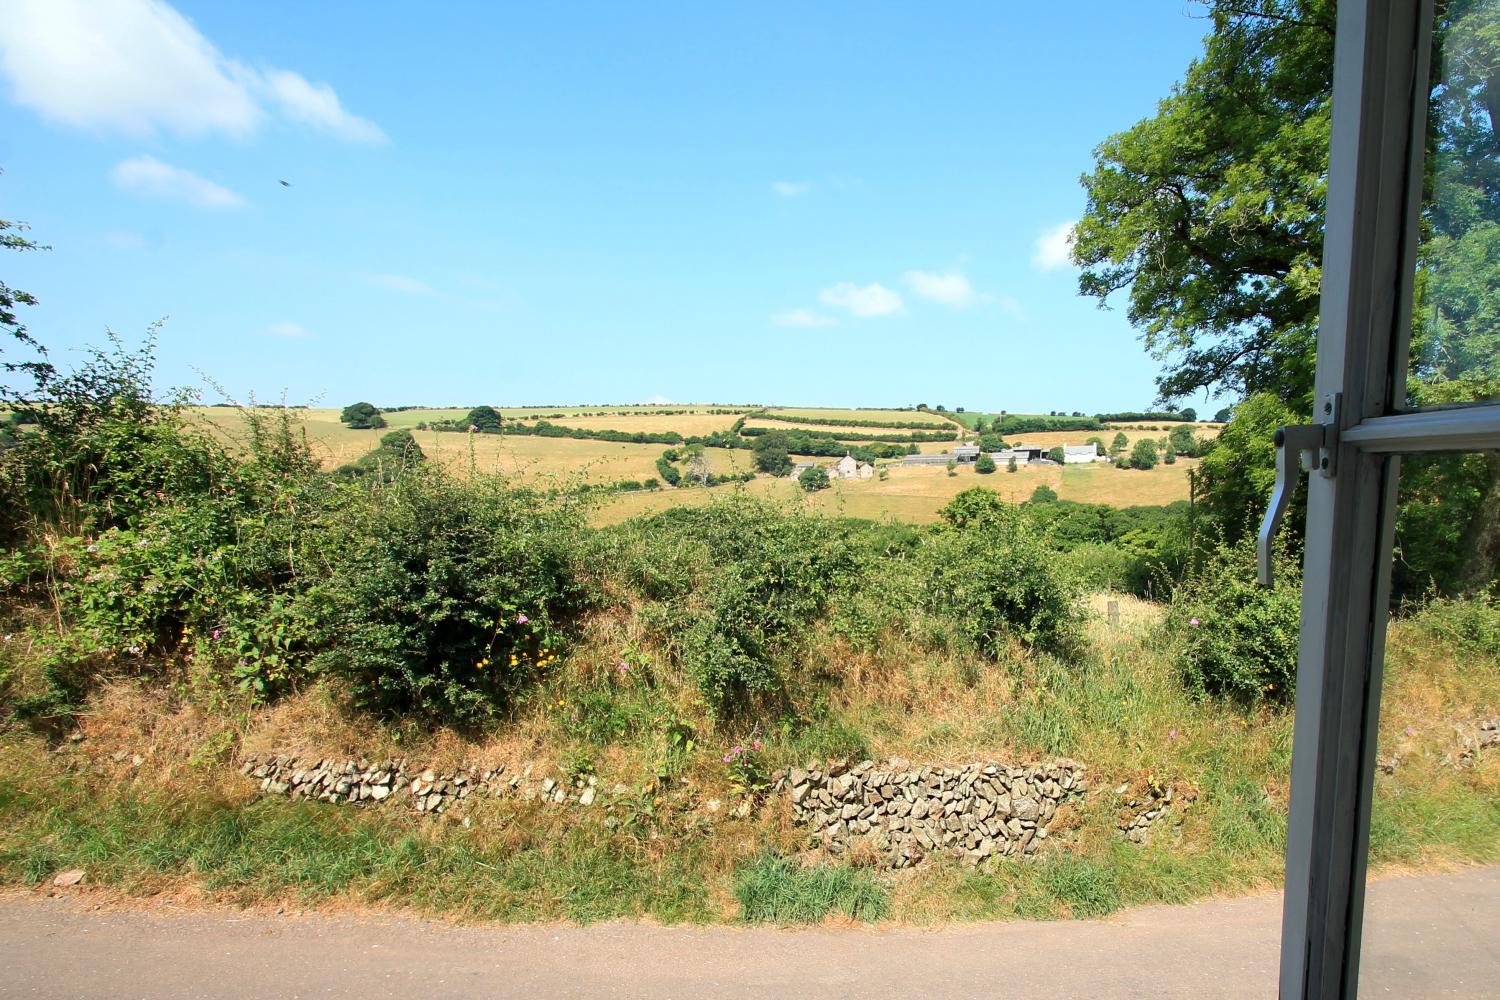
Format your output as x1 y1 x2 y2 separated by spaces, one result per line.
1032 221 1077 271
364 273 433 295
903 270 984 308
110 155 243 207
771 180 811 198
643 394 674 405
261 69 385 143
263 322 313 339
818 282 904 318
0 0 383 142
771 308 837 328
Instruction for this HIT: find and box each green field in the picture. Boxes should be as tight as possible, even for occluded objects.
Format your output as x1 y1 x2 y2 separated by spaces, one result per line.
194 404 1203 515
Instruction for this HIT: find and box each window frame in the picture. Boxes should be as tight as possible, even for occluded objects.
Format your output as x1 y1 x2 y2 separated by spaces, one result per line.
1278 0 1500 995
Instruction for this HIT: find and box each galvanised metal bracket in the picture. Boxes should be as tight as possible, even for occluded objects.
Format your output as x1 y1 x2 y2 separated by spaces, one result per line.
1258 393 1341 586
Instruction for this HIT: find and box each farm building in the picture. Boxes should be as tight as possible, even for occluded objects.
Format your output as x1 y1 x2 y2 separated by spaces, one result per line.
1062 444 1108 464
830 454 875 480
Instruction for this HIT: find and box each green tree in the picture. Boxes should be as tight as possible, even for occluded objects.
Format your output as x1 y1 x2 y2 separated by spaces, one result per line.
975 452 997 474
1073 0 1334 408
1047 446 1065 464
751 431 792 476
1129 438 1160 470
945 459 957 477
1180 407 1198 422
798 466 830 492
1213 406 1235 424
466 405 502 432
1085 435 1107 456
1110 431 1129 457
1164 444 1178 465
1007 456 1017 473
340 402 386 429
1030 484 1058 503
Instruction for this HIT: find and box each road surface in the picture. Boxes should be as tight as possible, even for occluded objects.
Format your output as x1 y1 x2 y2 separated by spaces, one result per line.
0 867 1494 998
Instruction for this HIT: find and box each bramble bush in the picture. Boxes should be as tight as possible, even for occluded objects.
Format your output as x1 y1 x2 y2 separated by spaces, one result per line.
1166 540 1301 704
311 469 589 723
924 497 1081 656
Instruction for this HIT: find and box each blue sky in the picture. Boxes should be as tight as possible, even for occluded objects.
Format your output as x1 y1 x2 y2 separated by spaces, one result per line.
0 1 1214 412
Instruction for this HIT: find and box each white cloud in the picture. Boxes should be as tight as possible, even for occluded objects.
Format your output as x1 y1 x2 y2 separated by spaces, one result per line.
903 270 983 308
771 180 810 198
263 322 312 338
818 282 904 318
0 0 383 142
364 273 433 295
110 155 243 207
643 394 674 405
771 308 837 328
261 69 384 143
1032 221 1077 271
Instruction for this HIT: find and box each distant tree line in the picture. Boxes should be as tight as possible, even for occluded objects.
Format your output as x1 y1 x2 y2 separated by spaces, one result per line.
1095 409 1198 423
740 425 955 444
752 413 949 431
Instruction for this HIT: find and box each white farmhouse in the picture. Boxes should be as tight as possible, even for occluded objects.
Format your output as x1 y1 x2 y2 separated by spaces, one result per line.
830 454 875 480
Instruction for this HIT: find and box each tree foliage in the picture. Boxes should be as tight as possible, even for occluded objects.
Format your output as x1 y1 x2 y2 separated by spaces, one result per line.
1074 0 1334 407
339 402 386 429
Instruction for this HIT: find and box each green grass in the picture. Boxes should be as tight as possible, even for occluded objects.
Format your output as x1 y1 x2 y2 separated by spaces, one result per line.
0 767 712 924
733 854 888 923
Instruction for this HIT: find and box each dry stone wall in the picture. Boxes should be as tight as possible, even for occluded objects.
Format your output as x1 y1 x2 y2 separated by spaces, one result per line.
776 758 1087 867
242 751 1125 869
239 753 607 815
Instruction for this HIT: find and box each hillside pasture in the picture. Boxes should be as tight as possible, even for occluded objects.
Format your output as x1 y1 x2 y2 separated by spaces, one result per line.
596 456 1200 525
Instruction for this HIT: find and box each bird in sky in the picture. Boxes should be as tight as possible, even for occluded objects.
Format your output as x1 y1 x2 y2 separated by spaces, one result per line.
279 180 291 187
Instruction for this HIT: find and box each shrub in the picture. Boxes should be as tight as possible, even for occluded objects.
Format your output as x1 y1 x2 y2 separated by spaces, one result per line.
975 453 996 474
1007 456 1017 473
1168 542 1300 704
920 503 1080 656
939 487 1008 528
1110 431 1129 456
312 471 589 723
1030 484 1058 504
1409 596 1500 659
798 466 830 492
1047 446 1065 464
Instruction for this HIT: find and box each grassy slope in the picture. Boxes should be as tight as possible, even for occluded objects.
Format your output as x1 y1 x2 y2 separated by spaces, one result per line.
1 597 1494 925
594 461 1201 526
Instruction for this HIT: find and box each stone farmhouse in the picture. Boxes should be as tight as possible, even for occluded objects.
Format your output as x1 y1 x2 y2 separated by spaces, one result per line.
790 454 875 480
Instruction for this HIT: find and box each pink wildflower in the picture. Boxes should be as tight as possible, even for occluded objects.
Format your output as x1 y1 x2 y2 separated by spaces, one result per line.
211 629 221 641
1189 617 1200 626
752 739 763 751
1404 726 1416 737
516 613 529 624
617 661 630 674
468 424 479 432
722 754 734 763
1169 729 1178 740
